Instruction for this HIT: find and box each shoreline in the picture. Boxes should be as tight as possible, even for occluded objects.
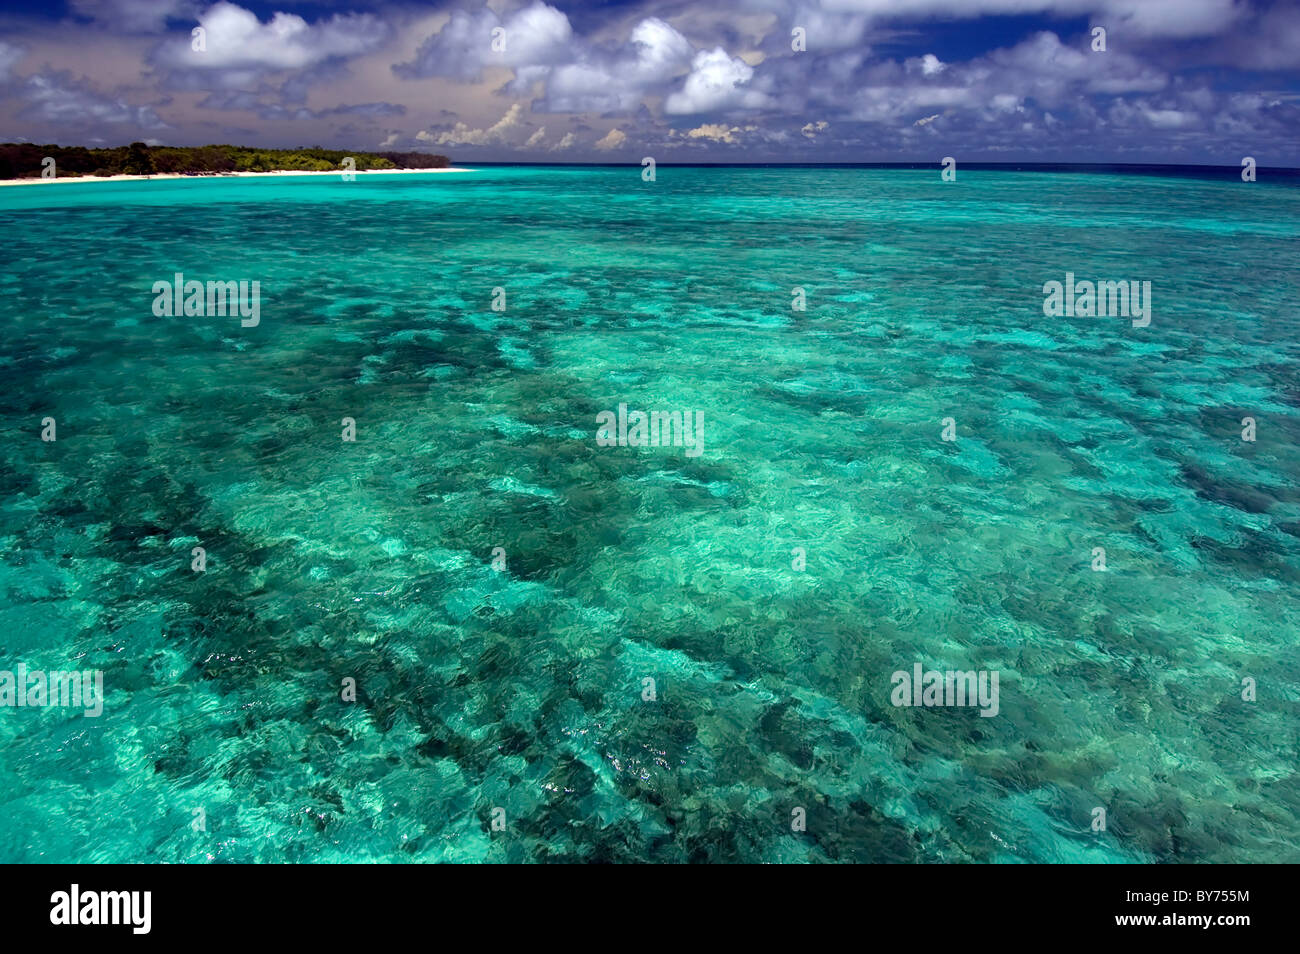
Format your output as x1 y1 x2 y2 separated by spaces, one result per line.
0 167 474 187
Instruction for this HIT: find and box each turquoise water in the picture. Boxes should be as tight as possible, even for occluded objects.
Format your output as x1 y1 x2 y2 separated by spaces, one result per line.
1 166 1298 863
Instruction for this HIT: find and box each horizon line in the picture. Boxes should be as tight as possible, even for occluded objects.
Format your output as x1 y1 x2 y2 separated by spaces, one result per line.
459 159 1300 170
3 145 1297 173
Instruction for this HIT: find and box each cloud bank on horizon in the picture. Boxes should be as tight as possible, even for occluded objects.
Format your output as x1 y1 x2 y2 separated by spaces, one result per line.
0 0 1296 163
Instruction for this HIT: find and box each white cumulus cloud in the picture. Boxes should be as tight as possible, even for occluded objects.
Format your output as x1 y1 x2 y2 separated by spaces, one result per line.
593 128 628 150
418 103 526 146
158 2 389 72
664 47 770 115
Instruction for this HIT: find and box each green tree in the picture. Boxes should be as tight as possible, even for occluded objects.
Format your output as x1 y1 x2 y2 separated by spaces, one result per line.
121 141 155 176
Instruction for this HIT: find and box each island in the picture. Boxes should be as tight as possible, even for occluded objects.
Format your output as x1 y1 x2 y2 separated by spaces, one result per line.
0 142 451 180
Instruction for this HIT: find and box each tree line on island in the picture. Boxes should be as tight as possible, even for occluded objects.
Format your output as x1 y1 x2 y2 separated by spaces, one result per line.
0 142 450 179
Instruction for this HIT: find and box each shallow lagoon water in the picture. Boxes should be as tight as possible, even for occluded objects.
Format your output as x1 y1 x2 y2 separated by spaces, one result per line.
1 166 1298 862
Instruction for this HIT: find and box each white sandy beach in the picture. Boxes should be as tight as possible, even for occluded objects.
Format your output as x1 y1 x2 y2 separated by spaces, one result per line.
0 167 474 186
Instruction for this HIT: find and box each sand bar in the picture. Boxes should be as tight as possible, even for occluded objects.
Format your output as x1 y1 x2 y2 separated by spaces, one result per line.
0 167 474 187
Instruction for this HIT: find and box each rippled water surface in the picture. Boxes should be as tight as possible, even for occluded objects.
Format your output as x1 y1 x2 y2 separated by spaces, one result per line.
1 167 1298 862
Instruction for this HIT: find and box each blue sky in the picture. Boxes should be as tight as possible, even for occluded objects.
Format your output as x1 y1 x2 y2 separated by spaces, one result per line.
0 0 1296 163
